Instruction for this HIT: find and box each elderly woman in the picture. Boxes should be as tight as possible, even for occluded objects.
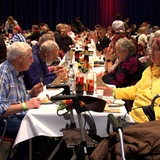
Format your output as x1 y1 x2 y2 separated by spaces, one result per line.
98 35 160 123
102 37 144 87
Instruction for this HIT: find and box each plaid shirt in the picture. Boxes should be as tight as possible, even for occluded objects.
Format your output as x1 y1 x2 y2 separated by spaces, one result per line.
0 61 30 116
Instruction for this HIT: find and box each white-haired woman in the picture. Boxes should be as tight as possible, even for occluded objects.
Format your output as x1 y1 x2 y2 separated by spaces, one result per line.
101 37 145 87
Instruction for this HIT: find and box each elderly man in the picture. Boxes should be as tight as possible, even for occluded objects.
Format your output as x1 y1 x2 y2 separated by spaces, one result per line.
55 27 74 54
23 40 65 90
0 42 43 159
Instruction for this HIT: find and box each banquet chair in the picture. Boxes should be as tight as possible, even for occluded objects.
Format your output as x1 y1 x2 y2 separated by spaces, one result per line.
0 118 14 160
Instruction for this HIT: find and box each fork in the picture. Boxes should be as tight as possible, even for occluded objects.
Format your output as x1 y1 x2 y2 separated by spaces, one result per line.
40 76 43 84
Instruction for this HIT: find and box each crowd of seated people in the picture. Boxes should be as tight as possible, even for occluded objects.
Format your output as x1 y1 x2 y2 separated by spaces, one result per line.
1 14 160 159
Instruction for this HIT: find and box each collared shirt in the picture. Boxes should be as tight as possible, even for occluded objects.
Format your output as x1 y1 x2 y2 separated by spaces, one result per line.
0 61 30 116
23 52 57 90
115 66 160 123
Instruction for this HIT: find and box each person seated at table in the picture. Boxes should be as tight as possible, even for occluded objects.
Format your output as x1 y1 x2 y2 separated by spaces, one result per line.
32 33 55 53
39 22 50 36
67 24 76 42
32 32 63 68
54 23 63 39
106 25 115 41
55 27 74 55
0 41 43 136
0 42 43 159
73 16 84 34
95 27 111 54
4 16 18 35
101 37 145 88
26 24 41 42
23 40 66 90
10 25 26 44
98 35 160 123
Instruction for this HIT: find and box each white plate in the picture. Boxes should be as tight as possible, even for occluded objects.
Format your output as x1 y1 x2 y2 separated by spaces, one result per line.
38 88 64 100
105 84 116 89
46 88 64 97
41 101 53 104
108 99 125 107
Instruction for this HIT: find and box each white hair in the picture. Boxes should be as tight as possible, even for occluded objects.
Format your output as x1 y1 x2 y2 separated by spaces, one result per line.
39 33 55 45
115 37 136 56
39 40 59 53
7 42 31 61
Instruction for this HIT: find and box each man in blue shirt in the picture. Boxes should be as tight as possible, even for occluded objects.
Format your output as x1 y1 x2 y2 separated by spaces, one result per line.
0 42 43 159
0 42 43 137
23 40 64 90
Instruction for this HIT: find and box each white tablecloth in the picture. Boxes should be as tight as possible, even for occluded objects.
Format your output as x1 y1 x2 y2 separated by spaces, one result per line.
14 103 133 147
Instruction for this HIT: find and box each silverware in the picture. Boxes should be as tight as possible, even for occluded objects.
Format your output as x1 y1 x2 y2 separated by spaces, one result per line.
40 76 43 84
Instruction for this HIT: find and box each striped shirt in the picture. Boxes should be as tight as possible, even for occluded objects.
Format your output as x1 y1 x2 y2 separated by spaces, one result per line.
0 61 30 116
10 33 26 44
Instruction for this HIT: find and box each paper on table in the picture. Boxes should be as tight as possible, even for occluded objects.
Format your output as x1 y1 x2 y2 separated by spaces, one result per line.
37 85 48 101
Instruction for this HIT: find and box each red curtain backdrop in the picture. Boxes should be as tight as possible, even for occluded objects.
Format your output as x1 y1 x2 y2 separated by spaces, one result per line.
96 0 123 27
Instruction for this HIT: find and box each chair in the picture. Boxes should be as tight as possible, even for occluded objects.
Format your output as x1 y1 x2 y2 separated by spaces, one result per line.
0 119 7 160
0 118 14 160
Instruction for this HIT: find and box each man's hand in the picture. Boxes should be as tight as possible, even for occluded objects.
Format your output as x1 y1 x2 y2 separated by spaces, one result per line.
30 83 44 97
25 97 41 109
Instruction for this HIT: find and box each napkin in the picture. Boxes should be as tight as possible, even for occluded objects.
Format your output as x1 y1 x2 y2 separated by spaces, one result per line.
37 85 48 101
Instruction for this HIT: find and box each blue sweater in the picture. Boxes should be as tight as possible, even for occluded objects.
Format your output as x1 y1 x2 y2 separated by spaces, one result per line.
23 52 56 90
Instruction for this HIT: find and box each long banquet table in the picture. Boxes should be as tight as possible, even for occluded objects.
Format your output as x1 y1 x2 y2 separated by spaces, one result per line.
14 103 133 147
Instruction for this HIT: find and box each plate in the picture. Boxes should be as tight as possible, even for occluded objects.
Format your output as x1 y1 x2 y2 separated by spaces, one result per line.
105 84 116 89
46 88 64 97
108 100 125 107
38 88 64 101
41 101 53 104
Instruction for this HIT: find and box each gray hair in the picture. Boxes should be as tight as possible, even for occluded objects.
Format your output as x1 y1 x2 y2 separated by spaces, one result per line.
115 37 136 56
7 42 31 61
39 40 59 53
39 33 55 46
